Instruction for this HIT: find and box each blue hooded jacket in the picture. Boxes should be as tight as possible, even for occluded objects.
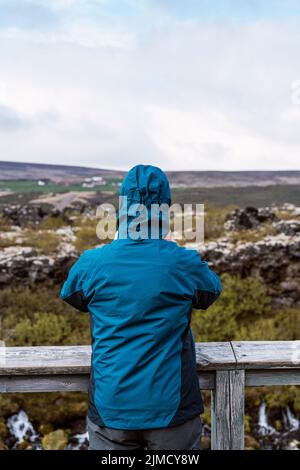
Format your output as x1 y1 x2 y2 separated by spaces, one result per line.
61 165 222 430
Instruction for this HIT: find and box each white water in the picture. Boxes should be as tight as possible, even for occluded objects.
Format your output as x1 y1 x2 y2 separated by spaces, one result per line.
6 409 89 450
67 431 89 450
257 402 300 450
258 401 277 436
283 406 300 432
7 410 40 446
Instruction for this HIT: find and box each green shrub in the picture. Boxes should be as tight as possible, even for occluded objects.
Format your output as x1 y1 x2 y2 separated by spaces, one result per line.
264 386 300 412
14 313 72 346
191 274 271 342
0 286 70 321
13 312 90 346
0 286 90 346
236 307 300 341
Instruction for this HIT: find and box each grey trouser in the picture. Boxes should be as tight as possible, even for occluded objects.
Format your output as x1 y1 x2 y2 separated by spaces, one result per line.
87 416 202 450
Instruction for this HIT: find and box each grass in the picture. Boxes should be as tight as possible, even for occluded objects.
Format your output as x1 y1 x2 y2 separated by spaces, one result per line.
170 204 235 243
39 215 67 231
1 181 300 207
74 218 101 251
0 217 17 247
204 204 236 240
228 221 277 243
0 179 120 194
0 235 17 248
23 229 60 254
74 216 115 251
0 216 12 232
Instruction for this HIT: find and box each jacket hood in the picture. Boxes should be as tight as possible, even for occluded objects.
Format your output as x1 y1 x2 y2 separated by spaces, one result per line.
118 165 171 239
119 165 171 207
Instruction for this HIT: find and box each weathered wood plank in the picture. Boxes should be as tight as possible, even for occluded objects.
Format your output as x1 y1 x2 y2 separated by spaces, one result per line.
0 372 215 392
229 370 245 450
245 369 300 386
195 342 236 370
232 341 300 369
0 345 91 375
0 375 89 393
211 371 231 450
211 370 245 450
0 343 236 376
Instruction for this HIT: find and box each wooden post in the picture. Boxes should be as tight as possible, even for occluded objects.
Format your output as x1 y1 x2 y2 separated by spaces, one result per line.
211 370 245 450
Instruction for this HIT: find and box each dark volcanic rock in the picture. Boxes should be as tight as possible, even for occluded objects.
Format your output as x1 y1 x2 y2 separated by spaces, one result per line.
273 220 300 236
1 204 53 227
225 206 277 232
201 234 300 307
0 247 79 287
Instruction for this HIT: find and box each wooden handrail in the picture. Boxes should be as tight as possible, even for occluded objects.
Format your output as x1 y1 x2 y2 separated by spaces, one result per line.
1 341 300 450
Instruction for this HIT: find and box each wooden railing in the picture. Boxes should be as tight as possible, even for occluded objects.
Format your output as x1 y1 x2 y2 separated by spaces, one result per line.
0 341 300 450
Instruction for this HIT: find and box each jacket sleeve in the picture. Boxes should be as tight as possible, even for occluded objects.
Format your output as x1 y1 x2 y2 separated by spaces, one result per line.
60 252 93 312
189 252 222 310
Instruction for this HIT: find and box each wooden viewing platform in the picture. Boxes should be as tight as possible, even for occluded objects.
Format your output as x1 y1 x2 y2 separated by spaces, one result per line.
1 341 300 450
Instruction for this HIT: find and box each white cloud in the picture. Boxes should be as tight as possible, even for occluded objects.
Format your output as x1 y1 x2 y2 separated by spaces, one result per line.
0 3 299 170
0 22 135 49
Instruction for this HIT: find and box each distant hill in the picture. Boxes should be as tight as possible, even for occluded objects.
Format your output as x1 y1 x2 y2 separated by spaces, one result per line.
167 170 300 188
0 161 124 183
0 161 299 208
0 161 300 188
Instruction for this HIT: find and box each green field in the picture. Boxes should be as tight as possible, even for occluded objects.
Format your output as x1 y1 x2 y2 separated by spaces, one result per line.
0 178 121 194
0 179 299 208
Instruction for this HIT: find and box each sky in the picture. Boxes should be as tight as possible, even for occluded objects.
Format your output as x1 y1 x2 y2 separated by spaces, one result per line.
0 0 300 171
